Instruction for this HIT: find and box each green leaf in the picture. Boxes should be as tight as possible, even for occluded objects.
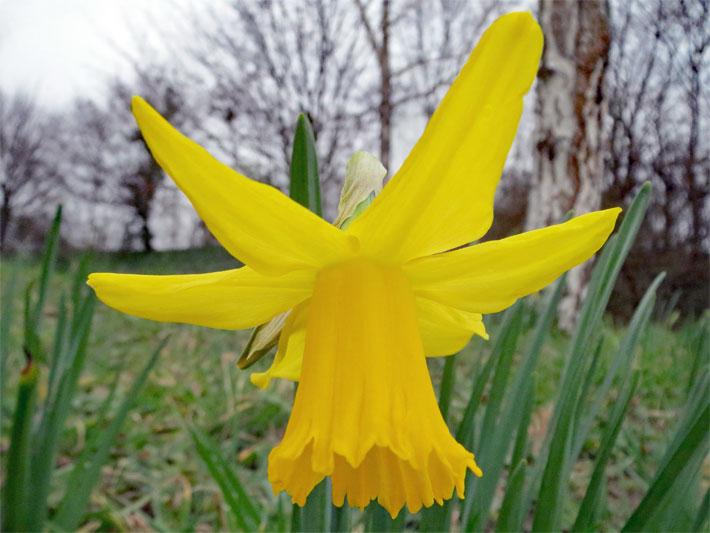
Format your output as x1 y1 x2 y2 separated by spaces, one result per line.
0 267 17 401
1 357 38 532
31 205 62 337
469 276 566 531
496 459 527 533
530 183 652 531
190 426 261 532
572 273 664 459
464 303 524 531
53 337 167 530
573 372 639 532
692 489 709 533
331 497 351 532
438 353 457 422
290 113 322 216
622 397 709 531
365 502 405 532
295 479 330 532
28 293 95 531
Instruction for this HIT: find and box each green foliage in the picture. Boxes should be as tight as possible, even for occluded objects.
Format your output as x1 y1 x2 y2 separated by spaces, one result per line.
289 113 322 216
0 207 163 532
1 140 707 531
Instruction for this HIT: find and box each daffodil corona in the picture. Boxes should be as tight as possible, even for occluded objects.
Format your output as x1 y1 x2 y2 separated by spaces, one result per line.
88 12 620 518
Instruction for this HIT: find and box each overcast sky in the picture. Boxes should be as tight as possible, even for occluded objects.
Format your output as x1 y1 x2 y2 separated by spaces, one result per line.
0 0 187 108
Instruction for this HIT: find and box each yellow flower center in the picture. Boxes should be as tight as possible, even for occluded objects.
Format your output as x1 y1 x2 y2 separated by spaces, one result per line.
267 258 481 517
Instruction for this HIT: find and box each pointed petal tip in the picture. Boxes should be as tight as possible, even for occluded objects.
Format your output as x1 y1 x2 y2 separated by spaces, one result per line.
131 95 148 112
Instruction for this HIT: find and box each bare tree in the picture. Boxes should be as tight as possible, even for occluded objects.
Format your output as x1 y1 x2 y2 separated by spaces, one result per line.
183 0 371 219
60 66 191 251
603 0 709 317
0 92 60 252
526 0 611 330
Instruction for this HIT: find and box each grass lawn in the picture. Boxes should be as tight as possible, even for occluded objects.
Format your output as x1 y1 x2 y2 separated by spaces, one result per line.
1 247 708 531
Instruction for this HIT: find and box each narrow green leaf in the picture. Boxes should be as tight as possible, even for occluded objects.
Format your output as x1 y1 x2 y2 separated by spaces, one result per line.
296 479 330 532
573 273 663 459
331 500 351 532
466 275 565 532
496 460 527 533
366 502 404 532
190 426 261 531
438 353 457 422
1 357 38 532
44 292 68 414
290 113 322 216
510 380 533 475
28 294 96 531
573 373 639 532
622 401 709 531
692 489 709 533
464 304 524 531
0 268 17 400
529 183 652 531
32 205 62 334
456 304 524 448
287 112 330 532
687 318 710 394
53 337 167 530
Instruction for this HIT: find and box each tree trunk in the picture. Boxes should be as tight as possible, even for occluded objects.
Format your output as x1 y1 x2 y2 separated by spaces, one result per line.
526 0 610 332
140 213 153 253
378 0 391 171
0 187 11 253
355 0 392 172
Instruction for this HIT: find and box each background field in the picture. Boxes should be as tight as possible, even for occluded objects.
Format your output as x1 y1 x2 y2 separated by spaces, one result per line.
2 246 707 531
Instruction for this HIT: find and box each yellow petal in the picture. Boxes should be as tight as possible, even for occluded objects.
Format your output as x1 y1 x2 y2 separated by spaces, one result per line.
251 302 309 389
87 267 314 330
417 298 488 357
346 12 543 262
405 208 621 314
132 97 358 275
250 295 486 389
268 258 480 518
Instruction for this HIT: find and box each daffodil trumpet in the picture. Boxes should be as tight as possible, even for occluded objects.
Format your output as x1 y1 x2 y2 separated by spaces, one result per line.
88 12 620 518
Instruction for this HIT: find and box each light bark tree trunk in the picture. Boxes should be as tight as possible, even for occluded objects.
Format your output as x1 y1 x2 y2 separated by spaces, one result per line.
355 0 392 171
526 0 611 332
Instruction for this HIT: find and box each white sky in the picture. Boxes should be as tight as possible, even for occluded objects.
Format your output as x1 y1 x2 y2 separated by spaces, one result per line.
0 0 184 108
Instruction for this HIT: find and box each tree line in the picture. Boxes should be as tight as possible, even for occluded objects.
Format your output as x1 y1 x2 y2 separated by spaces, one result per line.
1 0 707 316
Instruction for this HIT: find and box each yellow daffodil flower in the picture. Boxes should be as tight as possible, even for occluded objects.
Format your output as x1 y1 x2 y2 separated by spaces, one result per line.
88 12 620 518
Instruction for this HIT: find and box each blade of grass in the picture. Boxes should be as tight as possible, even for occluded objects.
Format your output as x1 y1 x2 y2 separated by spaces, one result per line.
529 183 652 531
622 400 709 531
438 353 457 422
496 380 535 533
465 274 565 531
464 304 524 531
496 459 527 533
573 273 663 459
573 372 639 531
0 268 17 399
366 502 405 532
331 501 351 532
297 479 330 532
190 426 261 532
692 489 709 533
1 356 38 532
426 304 519 531
44 292 68 414
53 337 168 530
28 293 95 531
31 205 62 336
